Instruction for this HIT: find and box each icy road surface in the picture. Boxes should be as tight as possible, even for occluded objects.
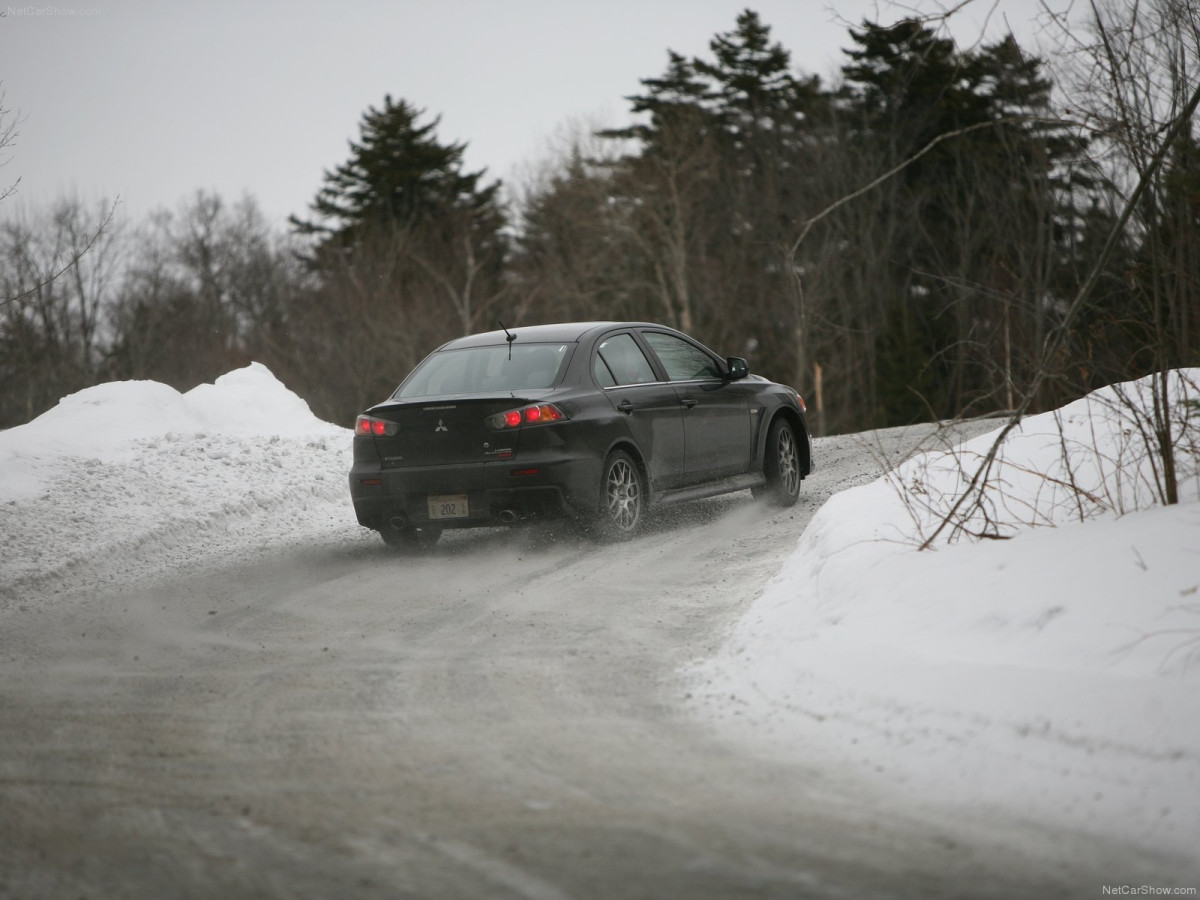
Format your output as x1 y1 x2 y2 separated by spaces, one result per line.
0 424 1167 899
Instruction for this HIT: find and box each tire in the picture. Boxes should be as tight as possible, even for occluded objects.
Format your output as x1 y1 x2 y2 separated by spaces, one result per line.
759 417 802 507
594 450 646 540
380 523 442 552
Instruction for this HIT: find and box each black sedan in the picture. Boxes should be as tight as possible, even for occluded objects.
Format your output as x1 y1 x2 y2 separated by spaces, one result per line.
350 321 813 547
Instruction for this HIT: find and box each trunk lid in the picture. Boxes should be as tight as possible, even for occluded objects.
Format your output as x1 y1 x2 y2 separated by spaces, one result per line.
365 396 534 468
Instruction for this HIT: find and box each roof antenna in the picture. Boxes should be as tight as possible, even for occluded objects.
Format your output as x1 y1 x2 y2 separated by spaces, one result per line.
498 319 516 360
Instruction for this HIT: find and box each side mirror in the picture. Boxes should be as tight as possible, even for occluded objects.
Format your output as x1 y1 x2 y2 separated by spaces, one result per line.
726 357 749 380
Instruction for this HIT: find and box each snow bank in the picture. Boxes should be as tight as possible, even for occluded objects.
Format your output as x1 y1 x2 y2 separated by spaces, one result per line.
693 370 1200 865
0 364 355 600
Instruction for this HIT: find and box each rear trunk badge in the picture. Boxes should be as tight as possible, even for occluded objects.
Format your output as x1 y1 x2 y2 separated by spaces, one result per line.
435 419 448 432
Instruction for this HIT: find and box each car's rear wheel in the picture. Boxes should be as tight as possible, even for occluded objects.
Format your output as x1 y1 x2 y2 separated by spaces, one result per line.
595 450 645 540
759 417 802 507
380 522 442 552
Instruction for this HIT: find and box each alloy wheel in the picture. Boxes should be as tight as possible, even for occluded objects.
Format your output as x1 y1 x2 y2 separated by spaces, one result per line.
776 426 799 497
605 457 642 532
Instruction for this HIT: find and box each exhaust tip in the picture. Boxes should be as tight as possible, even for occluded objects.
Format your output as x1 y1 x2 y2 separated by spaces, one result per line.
388 515 409 530
497 509 519 524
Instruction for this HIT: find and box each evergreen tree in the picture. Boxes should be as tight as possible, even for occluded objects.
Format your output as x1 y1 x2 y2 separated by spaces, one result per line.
284 96 510 420
289 95 505 262
599 51 716 150
1120 130 1200 375
590 11 828 377
839 20 1083 421
694 9 821 145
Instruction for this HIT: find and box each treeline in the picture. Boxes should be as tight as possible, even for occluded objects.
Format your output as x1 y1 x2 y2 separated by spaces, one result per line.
3 3 1198 434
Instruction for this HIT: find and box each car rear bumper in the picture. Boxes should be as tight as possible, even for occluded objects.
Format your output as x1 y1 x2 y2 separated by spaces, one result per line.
349 452 602 531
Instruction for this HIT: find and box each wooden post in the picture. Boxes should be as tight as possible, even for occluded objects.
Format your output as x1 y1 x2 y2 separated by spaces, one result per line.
813 360 825 437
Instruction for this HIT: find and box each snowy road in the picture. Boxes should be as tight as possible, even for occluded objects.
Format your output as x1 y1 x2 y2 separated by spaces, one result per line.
1 421 1148 900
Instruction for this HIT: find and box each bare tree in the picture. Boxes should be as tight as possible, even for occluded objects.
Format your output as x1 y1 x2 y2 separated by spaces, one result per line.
0 86 126 426
509 126 644 325
104 191 303 395
0 198 123 425
912 0 1200 546
1071 0 1200 505
0 86 19 205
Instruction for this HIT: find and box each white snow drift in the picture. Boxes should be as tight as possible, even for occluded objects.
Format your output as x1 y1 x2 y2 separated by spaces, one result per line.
693 368 1200 869
0 363 354 598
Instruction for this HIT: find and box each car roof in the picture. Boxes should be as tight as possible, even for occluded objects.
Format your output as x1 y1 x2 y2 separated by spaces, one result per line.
439 322 665 350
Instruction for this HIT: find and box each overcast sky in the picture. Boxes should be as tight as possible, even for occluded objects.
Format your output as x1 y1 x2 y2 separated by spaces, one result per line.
2 0 1070 227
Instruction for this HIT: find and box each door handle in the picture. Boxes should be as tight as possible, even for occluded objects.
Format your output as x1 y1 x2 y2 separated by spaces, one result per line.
680 397 697 409
617 399 635 414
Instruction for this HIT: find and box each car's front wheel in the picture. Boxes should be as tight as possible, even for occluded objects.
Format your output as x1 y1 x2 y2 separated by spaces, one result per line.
758 417 802 507
594 450 645 540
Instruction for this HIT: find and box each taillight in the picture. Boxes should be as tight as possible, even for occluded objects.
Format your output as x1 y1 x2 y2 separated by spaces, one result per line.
355 414 399 437
488 403 567 430
527 405 562 423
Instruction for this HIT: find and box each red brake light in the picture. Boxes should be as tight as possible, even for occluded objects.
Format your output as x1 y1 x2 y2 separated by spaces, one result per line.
355 415 398 437
490 403 567 429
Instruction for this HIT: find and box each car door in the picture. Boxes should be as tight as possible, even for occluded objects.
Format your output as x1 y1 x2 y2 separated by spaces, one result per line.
593 331 688 490
639 329 752 483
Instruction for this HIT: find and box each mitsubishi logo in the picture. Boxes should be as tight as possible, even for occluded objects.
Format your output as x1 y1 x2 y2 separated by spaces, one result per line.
435 419 449 432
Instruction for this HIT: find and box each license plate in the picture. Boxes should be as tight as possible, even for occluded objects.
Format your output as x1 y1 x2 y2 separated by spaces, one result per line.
428 493 469 520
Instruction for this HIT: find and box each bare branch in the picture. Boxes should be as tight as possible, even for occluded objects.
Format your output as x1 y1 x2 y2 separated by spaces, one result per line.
1 199 120 309
789 114 1070 263
917 75 1200 548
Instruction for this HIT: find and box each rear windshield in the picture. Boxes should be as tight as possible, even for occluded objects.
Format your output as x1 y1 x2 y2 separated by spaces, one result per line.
394 343 574 399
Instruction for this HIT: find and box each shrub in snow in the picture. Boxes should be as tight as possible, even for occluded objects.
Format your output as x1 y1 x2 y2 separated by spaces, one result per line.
884 369 1200 546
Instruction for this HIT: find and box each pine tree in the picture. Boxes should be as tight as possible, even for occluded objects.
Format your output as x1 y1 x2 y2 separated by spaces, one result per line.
600 51 716 150
289 95 504 260
694 10 818 143
839 20 1084 421
589 11 828 375
283 96 509 419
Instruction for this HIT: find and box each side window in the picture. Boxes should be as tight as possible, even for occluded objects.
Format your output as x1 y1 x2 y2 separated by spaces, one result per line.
593 355 616 387
642 332 721 381
594 333 657 387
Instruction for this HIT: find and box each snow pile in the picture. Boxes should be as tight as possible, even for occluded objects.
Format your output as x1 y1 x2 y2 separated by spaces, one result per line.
0 364 355 601
693 370 1200 864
